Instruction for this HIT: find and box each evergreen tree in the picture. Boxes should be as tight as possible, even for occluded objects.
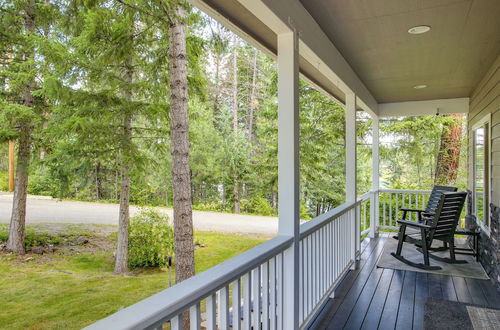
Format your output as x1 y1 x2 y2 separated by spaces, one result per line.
0 0 56 254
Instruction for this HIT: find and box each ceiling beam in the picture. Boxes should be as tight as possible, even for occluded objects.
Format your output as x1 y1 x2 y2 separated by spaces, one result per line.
378 98 469 118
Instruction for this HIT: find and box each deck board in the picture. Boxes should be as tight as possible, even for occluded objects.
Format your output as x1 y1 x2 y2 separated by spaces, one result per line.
360 269 394 329
377 269 404 329
412 272 428 330
309 234 499 330
395 271 416 329
426 273 442 299
464 277 488 306
325 238 387 329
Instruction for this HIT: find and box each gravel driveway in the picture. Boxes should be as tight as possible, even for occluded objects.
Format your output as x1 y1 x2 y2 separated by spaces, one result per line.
0 193 278 235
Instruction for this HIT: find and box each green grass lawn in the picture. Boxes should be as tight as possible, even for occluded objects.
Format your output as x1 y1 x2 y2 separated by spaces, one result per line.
0 230 267 329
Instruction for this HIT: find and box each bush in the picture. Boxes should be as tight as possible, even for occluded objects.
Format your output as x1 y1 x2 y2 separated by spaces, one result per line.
240 196 275 216
128 208 174 268
0 224 62 251
193 201 229 213
0 171 8 191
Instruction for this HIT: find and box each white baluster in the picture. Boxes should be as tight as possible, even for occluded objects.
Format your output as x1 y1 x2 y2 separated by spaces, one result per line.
243 272 252 330
206 294 216 330
220 286 229 330
171 315 182 330
262 261 270 330
232 279 241 330
269 257 276 330
252 267 261 329
190 303 201 330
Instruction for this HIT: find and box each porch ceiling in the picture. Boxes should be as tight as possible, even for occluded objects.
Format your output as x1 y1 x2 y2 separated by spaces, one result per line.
193 0 500 113
299 0 500 103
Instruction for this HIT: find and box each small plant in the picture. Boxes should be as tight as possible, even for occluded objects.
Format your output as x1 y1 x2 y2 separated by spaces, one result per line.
128 208 174 268
0 224 63 251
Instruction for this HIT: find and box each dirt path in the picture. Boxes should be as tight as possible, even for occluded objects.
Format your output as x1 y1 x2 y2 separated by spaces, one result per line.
0 193 278 235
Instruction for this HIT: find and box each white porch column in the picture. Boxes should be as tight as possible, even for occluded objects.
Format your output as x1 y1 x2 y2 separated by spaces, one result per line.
370 115 380 238
345 93 359 264
277 30 300 329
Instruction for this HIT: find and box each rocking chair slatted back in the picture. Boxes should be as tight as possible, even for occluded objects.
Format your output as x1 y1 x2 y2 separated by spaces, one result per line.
424 185 458 215
427 192 467 242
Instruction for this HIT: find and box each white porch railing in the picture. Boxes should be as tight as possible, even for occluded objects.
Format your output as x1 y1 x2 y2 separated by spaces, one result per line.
86 200 363 330
86 188 454 330
378 188 467 231
298 201 360 326
378 189 432 230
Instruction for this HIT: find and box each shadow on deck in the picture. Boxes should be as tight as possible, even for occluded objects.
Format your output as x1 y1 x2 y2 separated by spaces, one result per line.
309 233 500 329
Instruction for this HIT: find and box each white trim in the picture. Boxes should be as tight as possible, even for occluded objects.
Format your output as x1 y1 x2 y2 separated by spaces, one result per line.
277 30 300 330
378 98 469 117
471 113 492 237
471 113 492 130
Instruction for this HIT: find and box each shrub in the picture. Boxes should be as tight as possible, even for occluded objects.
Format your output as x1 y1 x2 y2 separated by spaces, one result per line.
128 208 174 268
194 201 228 212
0 171 8 191
240 196 275 216
0 224 62 251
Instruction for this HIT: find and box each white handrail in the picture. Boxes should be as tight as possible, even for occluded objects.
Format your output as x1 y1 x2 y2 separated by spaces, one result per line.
300 199 361 239
357 191 372 202
379 188 432 194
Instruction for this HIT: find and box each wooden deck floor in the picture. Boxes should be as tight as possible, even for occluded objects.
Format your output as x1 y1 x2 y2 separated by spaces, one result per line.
309 233 500 330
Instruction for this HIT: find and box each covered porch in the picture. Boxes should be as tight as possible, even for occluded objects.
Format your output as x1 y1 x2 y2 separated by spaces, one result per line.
86 0 500 329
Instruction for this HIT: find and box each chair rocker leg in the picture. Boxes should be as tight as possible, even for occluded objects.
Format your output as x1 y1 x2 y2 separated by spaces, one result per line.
390 225 442 271
395 224 406 256
424 241 448 252
390 252 442 271
416 241 468 264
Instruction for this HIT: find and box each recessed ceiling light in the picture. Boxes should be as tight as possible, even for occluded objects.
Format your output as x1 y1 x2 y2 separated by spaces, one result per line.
408 25 431 34
414 84 427 89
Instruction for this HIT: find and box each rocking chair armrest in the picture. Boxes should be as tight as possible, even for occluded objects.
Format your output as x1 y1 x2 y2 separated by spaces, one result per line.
399 208 425 213
397 219 431 229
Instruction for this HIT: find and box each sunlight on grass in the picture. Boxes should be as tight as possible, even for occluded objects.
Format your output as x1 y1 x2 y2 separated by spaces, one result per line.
0 231 267 330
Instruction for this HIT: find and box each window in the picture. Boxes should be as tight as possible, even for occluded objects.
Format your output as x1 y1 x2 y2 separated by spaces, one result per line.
472 114 491 233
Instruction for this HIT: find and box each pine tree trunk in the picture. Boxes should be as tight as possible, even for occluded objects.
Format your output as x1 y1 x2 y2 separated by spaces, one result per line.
114 57 134 274
7 2 35 255
247 51 258 142
231 39 240 213
6 126 31 254
95 162 102 200
213 49 221 128
114 113 132 274
435 114 463 185
169 3 195 287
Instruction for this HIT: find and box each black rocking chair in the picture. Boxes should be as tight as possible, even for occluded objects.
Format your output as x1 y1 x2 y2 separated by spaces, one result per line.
391 191 467 270
393 185 457 241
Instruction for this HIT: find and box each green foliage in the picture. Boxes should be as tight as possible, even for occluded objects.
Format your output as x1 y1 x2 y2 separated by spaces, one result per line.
380 115 467 190
128 209 174 269
241 196 275 216
0 224 62 251
0 171 8 191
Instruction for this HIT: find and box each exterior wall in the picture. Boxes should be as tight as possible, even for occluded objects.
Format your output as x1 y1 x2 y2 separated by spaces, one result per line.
468 55 500 290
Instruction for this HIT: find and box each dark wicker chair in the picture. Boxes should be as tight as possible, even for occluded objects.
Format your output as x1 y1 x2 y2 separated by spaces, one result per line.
391 191 467 270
